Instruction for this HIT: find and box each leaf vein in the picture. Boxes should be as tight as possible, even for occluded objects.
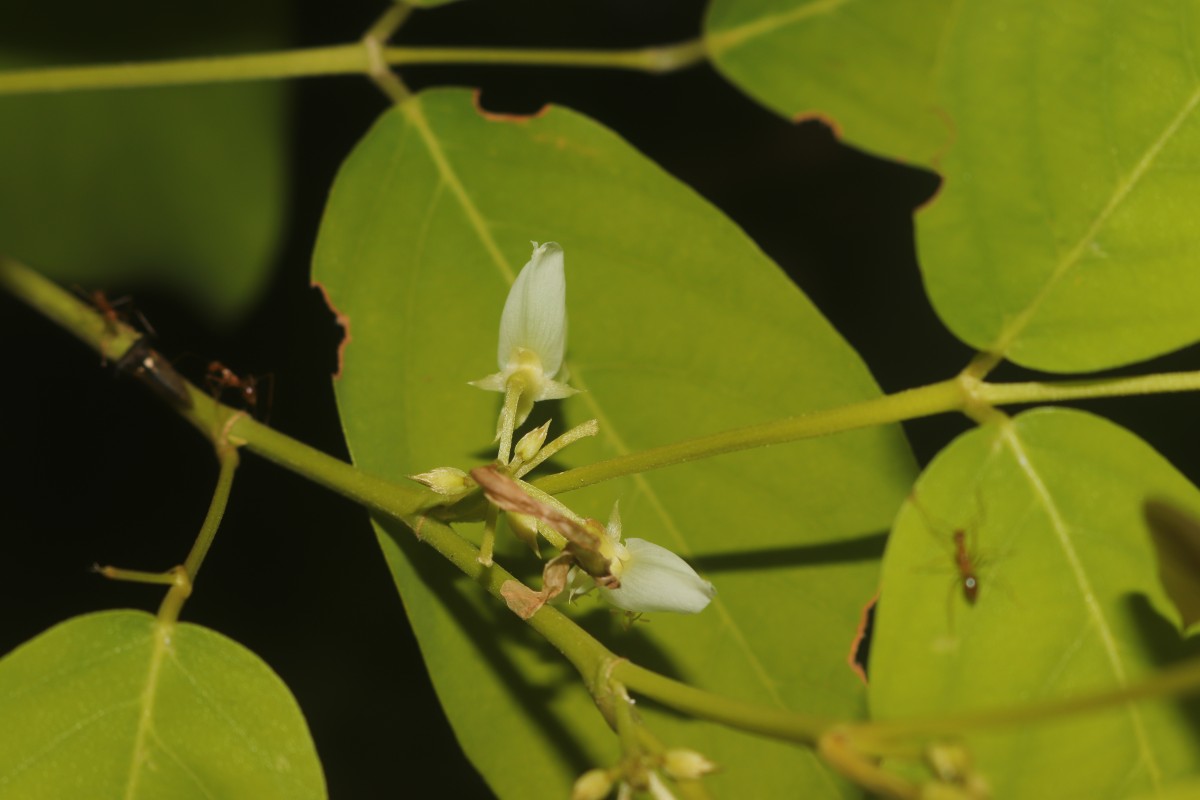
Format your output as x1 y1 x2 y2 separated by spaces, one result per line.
0 701 137 788
992 75 1200 357
1001 425 1161 788
708 0 853 55
403 99 514 284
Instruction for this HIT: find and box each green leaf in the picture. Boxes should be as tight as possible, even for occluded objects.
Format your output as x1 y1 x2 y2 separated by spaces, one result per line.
0 0 288 325
313 88 916 797
1133 776 1200 800
0 610 324 798
704 0 955 165
870 409 1200 797
918 2 1200 371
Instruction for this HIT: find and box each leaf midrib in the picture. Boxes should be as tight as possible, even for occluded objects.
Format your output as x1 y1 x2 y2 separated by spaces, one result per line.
123 621 170 800
990 68 1200 358
1000 424 1160 789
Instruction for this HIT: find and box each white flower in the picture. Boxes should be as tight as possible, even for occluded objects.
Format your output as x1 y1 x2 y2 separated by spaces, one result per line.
470 241 577 426
597 504 716 614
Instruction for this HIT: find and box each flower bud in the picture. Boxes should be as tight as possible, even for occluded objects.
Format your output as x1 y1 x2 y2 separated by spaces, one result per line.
571 768 614 800
514 419 551 463
661 749 717 780
408 467 472 495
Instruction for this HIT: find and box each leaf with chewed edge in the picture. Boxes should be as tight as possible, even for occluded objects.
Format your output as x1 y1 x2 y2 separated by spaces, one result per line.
314 87 916 797
918 2 1200 371
705 0 955 166
871 408 1200 798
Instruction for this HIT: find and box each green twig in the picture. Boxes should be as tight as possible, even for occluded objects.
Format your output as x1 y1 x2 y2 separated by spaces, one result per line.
155 446 239 626
0 45 370 95
534 379 968 495
977 372 1200 405
857 653 1200 743
181 444 239 581
612 660 832 744
362 3 413 103
0 40 708 97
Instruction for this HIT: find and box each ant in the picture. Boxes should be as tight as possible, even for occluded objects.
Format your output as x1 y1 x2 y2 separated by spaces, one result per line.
206 361 272 418
951 529 979 604
906 492 1000 635
79 288 156 337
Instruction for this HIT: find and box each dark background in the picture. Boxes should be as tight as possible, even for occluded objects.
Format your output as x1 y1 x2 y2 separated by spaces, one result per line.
4 1 1200 797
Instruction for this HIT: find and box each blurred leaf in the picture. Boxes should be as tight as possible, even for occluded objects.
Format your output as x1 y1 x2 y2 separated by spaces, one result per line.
870 409 1200 797
1132 776 1200 800
0 610 325 799
1143 498 1200 631
0 0 289 325
313 88 916 798
918 2 1200 371
704 0 954 165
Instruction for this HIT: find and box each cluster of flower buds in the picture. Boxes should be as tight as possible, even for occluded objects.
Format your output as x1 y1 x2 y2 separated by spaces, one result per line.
571 747 718 800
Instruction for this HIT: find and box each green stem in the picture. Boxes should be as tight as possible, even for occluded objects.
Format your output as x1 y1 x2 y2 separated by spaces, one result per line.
155 446 238 625
181 444 239 581
818 728 918 800
611 683 641 758
0 45 369 95
362 3 413 104
977 371 1200 405
228 412 437 519
858 652 1200 743
94 566 178 586
535 367 1200 496
478 502 498 567
0 40 708 97
497 377 524 464
535 379 968 495
383 39 708 74
612 660 832 744
515 419 598 479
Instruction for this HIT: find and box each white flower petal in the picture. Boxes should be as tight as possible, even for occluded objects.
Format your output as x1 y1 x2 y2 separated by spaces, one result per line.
497 241 567 377
467 371 508 392
600 538 715 614
606 501 622 542
532 377 579 402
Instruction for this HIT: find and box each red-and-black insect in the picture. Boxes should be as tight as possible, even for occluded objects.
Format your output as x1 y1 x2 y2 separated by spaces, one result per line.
951 528 980 604
206 361 272 417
